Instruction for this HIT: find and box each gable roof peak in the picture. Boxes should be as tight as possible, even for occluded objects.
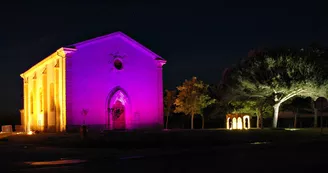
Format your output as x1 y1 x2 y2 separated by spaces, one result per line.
70 31 163 60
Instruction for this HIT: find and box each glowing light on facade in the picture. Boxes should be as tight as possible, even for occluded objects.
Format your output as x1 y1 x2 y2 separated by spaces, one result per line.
112 90 127 106
226 117 230 129
20 48 69 132
226 114 251 130
20 32 166 132
237 117 242 129
27 131 34 135
232 118 237 129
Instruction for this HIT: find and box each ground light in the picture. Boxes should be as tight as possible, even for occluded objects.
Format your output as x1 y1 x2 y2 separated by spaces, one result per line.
27 131 35 135
25 159 86 166
284 128 300 131
250 141 270 145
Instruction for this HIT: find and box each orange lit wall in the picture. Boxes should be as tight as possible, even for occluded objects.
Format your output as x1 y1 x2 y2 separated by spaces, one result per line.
20 48 74 132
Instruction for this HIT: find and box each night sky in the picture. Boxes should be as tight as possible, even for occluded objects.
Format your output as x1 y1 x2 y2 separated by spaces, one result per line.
1 0 328 115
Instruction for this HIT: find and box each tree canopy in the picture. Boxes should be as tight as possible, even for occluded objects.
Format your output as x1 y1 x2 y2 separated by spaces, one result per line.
174 77 216 129
228 48 328 128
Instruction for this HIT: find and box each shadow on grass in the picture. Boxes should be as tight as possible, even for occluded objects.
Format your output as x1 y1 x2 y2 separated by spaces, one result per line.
4 129 327 149
0 137 8 142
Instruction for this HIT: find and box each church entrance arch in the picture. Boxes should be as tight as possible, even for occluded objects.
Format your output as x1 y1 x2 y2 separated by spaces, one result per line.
112 100 125 129
107 87 130 130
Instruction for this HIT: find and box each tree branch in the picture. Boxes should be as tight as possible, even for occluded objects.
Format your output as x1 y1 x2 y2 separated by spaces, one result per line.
280 88 304 103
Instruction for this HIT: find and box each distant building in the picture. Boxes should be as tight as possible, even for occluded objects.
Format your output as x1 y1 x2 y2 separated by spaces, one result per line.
226 113 251 130
20 32 166 132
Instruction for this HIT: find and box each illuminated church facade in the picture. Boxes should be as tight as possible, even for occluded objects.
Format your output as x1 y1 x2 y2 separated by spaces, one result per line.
20 32 166 132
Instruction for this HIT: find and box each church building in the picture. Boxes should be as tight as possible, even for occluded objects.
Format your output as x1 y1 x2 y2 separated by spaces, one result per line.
20 31 166 132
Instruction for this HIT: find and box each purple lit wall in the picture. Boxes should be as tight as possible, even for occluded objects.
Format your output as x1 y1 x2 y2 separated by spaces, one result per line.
65 32 165 130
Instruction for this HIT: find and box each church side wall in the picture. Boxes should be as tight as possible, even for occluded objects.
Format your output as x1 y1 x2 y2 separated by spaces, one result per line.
21 53 66 132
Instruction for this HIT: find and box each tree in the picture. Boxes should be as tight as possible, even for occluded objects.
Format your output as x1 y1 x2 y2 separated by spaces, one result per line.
164 89 176 129
311 99 319 127
230 48 328 128
303 45 328 127
206 84 232 120
219 67 272 128
280 97 311 128
229 98 272 128
255 100 273 129
174 77 216 129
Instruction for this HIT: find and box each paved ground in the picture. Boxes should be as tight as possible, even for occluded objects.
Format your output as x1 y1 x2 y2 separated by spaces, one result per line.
2 129 328 173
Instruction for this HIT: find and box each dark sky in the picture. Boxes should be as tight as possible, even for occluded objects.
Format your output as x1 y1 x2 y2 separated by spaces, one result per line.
1 0 328 115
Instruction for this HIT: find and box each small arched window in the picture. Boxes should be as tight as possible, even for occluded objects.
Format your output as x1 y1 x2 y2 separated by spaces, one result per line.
114 59 123 70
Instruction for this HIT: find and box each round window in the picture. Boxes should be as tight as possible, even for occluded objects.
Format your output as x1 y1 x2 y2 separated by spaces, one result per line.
114 59 123 70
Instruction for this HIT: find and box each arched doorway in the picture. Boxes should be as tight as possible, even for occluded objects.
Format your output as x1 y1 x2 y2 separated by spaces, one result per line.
112 100 125 130
229 118 232 129
243 115 250 129
237 117 243 129
232 118 237 129
226 117 231 129
107 88 130 130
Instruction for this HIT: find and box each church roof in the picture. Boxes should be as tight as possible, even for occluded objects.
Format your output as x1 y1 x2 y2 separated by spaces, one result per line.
20 32 165 78
20 47 75 78
67 31 164 60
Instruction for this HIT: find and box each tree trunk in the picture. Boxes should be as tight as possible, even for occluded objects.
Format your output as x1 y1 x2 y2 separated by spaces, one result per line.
191 113 194 129
293 108 299 128
256 108 260 128
311 99 318 128
314 108 318 128
201 115 205 129
256 114 260 128
256 107 263 129
260 111 263 129
165 113 169 129
293 113 297 128
272 103 281 128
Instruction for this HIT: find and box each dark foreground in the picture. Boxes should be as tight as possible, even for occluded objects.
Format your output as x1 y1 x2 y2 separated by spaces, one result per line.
2 129 328 173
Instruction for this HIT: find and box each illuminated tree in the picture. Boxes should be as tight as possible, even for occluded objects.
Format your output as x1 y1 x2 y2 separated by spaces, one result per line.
230 99 272 128
174 77 216 129
164 89 176 129
311 99 319 127
280 97 311 128
217 67 271 128
206 84 232 120
231 48 328 128
303 45 328 127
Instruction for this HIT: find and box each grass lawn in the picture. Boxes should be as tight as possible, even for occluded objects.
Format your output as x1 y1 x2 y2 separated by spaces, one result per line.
2 128 328 149
0 132 12 140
